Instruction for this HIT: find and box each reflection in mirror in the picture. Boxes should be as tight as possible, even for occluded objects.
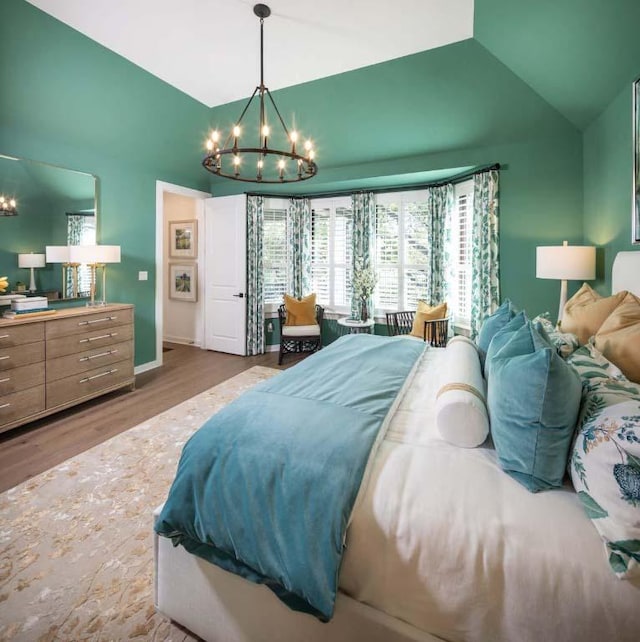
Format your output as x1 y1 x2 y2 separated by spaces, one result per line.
0 155 97 300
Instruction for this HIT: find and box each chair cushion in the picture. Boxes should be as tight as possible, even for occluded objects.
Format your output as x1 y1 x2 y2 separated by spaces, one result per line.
284 293 317 326
281 324 321 337
409 301 447 339
594 291 640 383
488 321 582 492
561 282 625 344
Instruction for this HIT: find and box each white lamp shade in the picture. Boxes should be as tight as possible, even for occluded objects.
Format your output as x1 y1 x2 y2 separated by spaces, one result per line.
93 245 121 264
45 245 70 263
69 245 121 264
536 245 595 281
18 253 46 269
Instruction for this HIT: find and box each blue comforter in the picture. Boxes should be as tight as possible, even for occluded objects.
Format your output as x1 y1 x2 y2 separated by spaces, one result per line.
155 333 425 620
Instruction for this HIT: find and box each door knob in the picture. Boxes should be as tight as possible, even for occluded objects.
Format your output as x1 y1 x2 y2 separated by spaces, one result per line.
232 293 244 298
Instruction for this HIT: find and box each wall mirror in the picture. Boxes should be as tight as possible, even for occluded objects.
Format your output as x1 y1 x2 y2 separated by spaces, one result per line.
634 76 640 244
0 154 97 299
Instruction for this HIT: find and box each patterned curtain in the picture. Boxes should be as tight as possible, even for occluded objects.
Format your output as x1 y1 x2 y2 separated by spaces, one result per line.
246 195 265 356
427 184 454 306
351 192 376 318
470 169 500 340
66 215 85 298
286 197 311 297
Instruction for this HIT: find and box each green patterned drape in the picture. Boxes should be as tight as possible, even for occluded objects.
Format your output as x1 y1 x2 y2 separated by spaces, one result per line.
351 192 376 318
470 169 500 340
287 197 311 297
66 214 85 298
427 184 454 306
246 195 265 356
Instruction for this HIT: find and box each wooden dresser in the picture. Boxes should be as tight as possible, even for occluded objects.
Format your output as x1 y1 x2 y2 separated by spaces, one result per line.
0 303 135 434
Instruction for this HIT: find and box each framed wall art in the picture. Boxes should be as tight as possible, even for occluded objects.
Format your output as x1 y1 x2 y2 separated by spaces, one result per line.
634 76 640 244
169 263 197 302
169 220 198 258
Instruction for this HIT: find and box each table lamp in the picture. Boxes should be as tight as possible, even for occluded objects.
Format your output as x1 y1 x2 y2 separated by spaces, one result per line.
69 245 121 306
46 245 79 298
17 252 46 292
536 241 596 322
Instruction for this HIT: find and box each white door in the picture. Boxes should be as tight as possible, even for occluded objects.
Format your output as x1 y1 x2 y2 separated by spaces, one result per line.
204 195 247 355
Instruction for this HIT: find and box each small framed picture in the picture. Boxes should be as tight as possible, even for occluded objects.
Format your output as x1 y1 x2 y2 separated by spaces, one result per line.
169 220 198 258
169 263 197 302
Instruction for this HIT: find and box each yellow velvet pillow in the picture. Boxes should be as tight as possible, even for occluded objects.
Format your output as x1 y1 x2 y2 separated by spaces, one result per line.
284 293 317 326
410 301 448 339
561 283 626 344
594 291 640 383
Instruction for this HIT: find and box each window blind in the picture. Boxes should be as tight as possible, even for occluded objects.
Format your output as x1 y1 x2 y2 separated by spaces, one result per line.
263 206 288 304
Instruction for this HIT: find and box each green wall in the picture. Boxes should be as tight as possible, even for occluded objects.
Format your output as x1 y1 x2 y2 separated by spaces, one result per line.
0 0 210 365
209 39 584 318
583 82 638 294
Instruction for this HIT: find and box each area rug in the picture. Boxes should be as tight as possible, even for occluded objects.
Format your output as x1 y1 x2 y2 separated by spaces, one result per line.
0 365 278 642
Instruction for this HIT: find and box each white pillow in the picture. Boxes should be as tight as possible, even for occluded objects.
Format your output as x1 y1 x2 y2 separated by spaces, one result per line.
435 336 489 448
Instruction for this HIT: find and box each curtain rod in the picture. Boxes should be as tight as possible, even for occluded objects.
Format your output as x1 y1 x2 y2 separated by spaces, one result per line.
245 163 500 200
65 211 95 217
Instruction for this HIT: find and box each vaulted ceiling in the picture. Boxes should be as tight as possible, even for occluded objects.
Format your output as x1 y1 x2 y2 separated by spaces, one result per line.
24 0 640 130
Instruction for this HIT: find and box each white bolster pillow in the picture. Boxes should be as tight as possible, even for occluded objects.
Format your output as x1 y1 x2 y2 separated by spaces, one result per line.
435 336 489 448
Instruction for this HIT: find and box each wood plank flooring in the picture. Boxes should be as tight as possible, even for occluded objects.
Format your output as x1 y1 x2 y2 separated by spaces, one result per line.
0 343 298 493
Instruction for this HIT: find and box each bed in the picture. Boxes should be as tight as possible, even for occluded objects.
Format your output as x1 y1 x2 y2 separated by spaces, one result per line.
154 251 640 642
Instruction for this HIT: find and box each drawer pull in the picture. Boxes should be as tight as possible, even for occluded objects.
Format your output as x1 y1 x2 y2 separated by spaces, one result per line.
80 332 118 344
0 377 10 384
0 355 9 361
78 316 117 326
80 349 118 362
79 368 118 383
0 402 10 410
0 334 9 339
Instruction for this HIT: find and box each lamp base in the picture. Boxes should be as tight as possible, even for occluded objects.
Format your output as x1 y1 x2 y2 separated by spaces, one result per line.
557 279 568 326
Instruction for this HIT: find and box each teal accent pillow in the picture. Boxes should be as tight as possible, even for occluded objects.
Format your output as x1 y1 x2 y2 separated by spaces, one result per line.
477 299 516 366
485 311 527 380
488 322 582 492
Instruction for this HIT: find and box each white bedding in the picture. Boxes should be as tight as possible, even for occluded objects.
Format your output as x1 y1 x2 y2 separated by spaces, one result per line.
340 347 640 642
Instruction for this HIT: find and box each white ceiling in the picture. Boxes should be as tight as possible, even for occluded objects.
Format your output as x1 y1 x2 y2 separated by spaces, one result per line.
26 0 474 108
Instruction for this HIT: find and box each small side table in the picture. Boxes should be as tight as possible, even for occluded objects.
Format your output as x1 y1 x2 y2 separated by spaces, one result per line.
337 317 375 335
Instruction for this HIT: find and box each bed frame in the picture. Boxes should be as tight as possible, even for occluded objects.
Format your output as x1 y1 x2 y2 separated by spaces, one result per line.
154 251 640 642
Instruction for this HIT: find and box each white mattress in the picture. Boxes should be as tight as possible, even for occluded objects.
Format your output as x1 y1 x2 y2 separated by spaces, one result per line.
340 347 640 642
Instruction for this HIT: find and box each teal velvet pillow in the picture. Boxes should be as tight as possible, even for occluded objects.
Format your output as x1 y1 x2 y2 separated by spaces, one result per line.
477 300 516 367
488 322 582 492
485 311 527 380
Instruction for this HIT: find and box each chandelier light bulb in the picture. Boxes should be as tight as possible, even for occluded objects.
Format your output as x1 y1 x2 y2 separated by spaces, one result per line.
304 139 313 151
233 155 241 166
233 125 241 138
212 130 220 142
290 131 298 142
206 140 214 151
278 159 286 169
309 150 316 160
10 199 16 208
0 196 5 204
257 159 264 168
262 125 270 137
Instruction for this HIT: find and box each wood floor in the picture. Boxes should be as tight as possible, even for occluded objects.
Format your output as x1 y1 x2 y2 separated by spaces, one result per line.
0 343 297 493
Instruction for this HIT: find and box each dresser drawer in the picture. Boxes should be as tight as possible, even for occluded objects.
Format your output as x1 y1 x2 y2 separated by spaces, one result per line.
47 340 133 382
46 359 134 408
46 323 133 359
0 322 44 348
0 341 45 371
0 385 45 427
0 362 45 396
46 307 133 339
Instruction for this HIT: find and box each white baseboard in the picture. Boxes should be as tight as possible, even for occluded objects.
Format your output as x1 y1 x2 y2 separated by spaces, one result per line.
265 344 280 353
163 336 202 347
135 359 161 375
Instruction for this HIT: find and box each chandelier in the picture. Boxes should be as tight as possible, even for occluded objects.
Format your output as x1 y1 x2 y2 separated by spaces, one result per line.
0 194 17 216
202 4 318 184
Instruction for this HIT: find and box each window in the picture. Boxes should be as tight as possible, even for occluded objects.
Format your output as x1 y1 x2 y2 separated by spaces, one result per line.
310 197 353 310
450 180 473 328
262 198 288 306
67 213 96 296
374 190 430 311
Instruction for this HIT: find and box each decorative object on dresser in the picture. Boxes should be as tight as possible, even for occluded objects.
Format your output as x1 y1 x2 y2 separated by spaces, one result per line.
46 245 80 298
535 240 596 322
0 304 135 434
17 252 46 292
68 244 122 306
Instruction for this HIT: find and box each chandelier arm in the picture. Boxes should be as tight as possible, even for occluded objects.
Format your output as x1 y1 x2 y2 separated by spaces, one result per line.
265 88 291 139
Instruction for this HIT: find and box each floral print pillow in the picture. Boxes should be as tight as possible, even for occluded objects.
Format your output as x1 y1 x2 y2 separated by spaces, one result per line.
568 349 640 579
532 312 581 358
